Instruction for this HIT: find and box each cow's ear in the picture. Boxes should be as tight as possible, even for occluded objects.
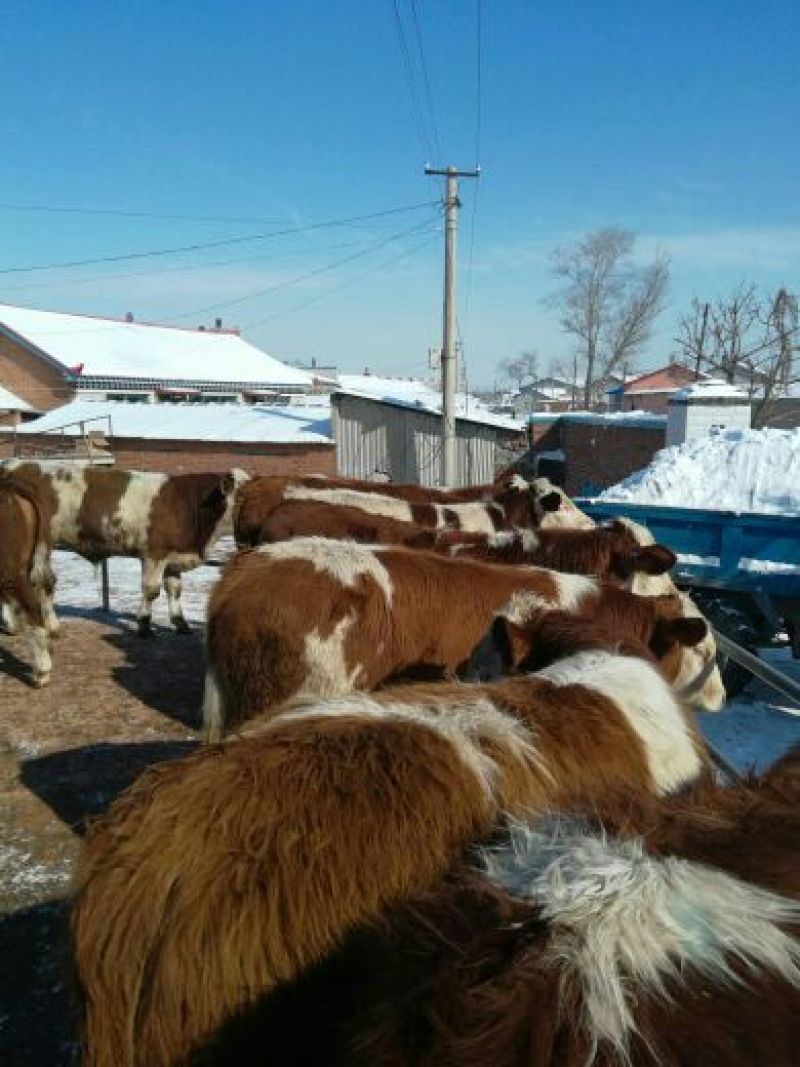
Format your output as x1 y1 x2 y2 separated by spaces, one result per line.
632 544 677 575
652 615 708 653
539 491 562 513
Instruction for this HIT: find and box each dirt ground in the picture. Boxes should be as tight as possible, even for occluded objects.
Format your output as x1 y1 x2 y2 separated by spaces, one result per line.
0 607 204 1065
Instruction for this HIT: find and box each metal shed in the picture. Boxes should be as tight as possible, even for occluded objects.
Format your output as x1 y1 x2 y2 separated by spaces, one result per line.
331 390 524 487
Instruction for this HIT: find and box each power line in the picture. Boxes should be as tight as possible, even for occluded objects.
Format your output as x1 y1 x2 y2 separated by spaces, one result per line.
169 216 441 323
0 202 288 225
0 238 371 293
408 0 441 161
475 0 483 165
243 229 439 331
0 201 438 276
390 0 435 161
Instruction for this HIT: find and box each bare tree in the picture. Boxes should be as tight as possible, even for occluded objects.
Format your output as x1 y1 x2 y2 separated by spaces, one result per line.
499 349 539 392
547 229 669 407
675 284 800 427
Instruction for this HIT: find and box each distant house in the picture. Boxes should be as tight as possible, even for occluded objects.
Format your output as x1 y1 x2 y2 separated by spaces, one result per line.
0 302 317 414
606 363 704 414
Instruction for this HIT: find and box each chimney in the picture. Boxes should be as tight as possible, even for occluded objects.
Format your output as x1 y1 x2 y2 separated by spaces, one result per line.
312 357 317 369
198 324 206 331
215 317 223 330
125 311 134 323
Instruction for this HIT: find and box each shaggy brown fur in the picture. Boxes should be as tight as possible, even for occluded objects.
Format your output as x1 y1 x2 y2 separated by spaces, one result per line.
315 861 800 1067
74 623 707 1067
202 542 698 738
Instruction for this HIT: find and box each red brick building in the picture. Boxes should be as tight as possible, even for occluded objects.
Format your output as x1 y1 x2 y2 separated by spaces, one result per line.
607 363 703 414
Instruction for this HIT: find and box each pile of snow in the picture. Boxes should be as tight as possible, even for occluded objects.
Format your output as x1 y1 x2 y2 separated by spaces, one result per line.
600 428 800 515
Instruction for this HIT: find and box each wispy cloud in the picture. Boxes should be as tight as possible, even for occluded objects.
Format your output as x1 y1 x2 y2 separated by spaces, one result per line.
639 226 800 271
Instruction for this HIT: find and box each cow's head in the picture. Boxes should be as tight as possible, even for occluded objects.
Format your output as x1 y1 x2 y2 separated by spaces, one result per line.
493 476 562 529
651 592 726 712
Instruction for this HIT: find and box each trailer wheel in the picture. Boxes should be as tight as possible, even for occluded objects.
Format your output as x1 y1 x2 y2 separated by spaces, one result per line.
691 593 761 700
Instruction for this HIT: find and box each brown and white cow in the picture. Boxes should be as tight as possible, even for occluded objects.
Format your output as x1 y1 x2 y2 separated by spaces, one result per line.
0 477 54 685
73 623 710 1067
3 461 247 635
534 477 596 529
233 473 561 546
202 539 722 740
434 521 678 584
320 811 800 1067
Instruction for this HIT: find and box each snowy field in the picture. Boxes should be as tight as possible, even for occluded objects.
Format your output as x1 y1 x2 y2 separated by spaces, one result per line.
47 541 800 773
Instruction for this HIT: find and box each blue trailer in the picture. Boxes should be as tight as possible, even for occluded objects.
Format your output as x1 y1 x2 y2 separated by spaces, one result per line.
576 500 800 695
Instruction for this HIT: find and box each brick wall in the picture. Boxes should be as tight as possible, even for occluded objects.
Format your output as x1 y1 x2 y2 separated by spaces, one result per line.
0 335 74 412
0 433 336 476
558 422 665 495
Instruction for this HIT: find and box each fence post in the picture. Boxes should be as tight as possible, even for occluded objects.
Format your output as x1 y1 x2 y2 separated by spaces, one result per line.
100 560 110 612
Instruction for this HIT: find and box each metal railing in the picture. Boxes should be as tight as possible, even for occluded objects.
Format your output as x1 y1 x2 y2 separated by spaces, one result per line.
13 413 114 462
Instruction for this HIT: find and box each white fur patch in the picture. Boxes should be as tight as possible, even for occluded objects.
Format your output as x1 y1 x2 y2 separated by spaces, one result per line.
535 651 703 794
487 528 540 552
296 613 362 699
554 571 599 611
200 665 225 743
284 485 414 523
534 479 594 530
499 587 562 624
436 501 496 535
112 474 166 553
48 464 89 545
671 592 726 711
509 474 529 491
257 537 393 605
482 817 800 1059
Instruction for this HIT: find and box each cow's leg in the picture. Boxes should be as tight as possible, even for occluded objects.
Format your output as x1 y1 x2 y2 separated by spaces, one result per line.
27 622 52 688
11 585 52 687
31 548 60 638
200 665 225 743
137 559 166 637
1 600 20 635
164 565 191 634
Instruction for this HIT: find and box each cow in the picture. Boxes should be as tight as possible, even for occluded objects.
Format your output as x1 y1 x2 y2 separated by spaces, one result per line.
201 539 719 740
433 521 678 584
72 618 710 1067
0 478 54 686
461 586 726 712
534 477 596 529
233 472 561 546
244 499 443 548
312 811 800 1067
2 461 248 635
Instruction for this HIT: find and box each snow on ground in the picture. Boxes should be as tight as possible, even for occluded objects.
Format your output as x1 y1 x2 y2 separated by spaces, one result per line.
47 542 800 774
600 428 800 514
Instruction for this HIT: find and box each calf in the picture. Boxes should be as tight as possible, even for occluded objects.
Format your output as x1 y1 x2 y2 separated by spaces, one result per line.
73 624 709 1067
323 813 800 1067
3 461 247 635
234 473 560 545
0 478 53 686
202 539 713 740
437 521 677 583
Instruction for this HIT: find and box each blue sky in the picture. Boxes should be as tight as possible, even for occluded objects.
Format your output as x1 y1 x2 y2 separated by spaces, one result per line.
1 0 798 386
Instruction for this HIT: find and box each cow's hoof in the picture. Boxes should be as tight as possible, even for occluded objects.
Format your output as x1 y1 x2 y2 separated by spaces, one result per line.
47 627 62 640
136 618 153 638
171 616 192 635
32 673 50 689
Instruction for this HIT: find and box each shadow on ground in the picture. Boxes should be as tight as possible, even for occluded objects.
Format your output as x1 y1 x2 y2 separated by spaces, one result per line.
103 626 205 728
0 899 77 1067
21 740 197 836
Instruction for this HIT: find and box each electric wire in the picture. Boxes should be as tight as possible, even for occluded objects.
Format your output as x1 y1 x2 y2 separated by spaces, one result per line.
390 0 435 161
408 0 441 161
0 202 287 225
0 201 438 275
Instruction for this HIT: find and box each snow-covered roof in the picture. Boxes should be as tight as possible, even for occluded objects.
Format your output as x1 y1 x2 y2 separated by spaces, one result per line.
0 303 315 388
15 400 333 445
528 411 666 428
672 378 749 402
335 374 524 431
599 428 800 515
0 384 36 412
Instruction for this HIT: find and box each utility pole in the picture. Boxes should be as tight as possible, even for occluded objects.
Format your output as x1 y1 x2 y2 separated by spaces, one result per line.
425 164 480 487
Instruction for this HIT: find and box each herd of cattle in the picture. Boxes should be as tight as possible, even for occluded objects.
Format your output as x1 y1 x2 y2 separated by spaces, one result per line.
4 460 800 1065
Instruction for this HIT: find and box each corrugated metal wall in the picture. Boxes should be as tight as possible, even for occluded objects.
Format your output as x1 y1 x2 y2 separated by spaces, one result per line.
331 393 500 487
